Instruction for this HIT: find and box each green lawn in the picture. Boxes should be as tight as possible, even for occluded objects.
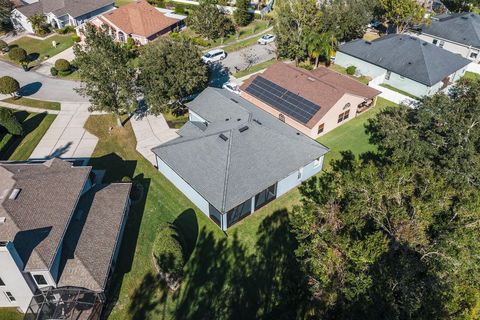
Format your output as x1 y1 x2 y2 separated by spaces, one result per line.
0 308 23 320
3 34 74 66
380 83 419 99
0 109 56 160
233 58 276 78
163 110 189 129
328 64 371 84
317 97 400 168
115 0 134 6
2 97 61 111
464 71 480 81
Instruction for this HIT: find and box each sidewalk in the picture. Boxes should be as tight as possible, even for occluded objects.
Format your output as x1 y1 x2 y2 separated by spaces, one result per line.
130 114 178 165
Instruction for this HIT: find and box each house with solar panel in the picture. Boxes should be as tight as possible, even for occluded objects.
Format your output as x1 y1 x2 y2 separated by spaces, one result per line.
335 34 471 98
152 87 329 230
239 62 380 138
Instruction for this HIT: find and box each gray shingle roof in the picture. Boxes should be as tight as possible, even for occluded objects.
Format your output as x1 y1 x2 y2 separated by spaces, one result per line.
338 34 471 86
58 183 131 292
152 88 329 213
0 159 90 271
16 0 113 18
420 13 480 49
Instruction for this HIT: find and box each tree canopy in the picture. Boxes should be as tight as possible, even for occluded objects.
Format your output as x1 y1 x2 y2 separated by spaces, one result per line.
187 3 234 40
378 0 426 33
74 24 137 126
0 76 20 97
138 37 208 115
291 79 480 318
0 0 12 31
0 108 23 136
233 0 252 26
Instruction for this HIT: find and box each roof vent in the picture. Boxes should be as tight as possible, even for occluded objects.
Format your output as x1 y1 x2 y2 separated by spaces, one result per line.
237 118 241 121
365 41 372 45
408 62 412 64
230 98 239 104
422 42 428 46
461 16 468 19
0 217 5 224
253 119 262 125
239 126 249 133
296 132 301 135
219 133 229 141
225 118 230 121
9 188 21 200
307 76 316 81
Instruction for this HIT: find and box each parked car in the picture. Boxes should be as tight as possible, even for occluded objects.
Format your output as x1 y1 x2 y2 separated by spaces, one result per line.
222 81 240 94
201 49 227 63
257 34 275 45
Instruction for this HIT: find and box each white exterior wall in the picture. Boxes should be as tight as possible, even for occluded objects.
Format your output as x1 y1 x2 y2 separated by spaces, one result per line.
335 52 387 78
188 110 206 123
384 72 431 97
156 155 210 217
277 156 324 198
0 244 35 312
411 32 480 62
10 10 34 33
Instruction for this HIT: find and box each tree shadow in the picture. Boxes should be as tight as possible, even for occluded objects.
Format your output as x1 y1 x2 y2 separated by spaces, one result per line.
88 153 137 183
18 82 42 96
208 62 230 88
173 209 198 262
27 52 39 62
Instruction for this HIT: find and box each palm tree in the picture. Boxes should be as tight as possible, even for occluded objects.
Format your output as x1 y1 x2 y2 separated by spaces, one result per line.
304 31 337 68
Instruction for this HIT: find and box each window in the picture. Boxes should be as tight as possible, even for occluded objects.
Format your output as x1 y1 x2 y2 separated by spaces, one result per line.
118 31 125 42
439 40 445 48
254 184 277 210
385 70 391 80
278 113 285 122
317 123 324 134
0 277 4 286
343 103 351 110
337 110 350 123
470 52 478 59
432 39 438 45
33 274 47 286
4 291 15 302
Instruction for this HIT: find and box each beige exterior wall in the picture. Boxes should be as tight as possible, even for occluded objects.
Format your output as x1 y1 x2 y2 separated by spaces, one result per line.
240 91 372 139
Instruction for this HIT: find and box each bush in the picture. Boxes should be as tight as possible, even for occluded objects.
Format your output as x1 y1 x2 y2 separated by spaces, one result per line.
0 76 20 96
57 25 76 34
0 108 23 136
58 69 72 76
152 223 185 283
55 59 71 72
0 40 7 51
174 3 186 14
190 36 211 47
299 62 313 70
346 65 357 75
50 67 58 76
8 47 27 62
71 35 81 43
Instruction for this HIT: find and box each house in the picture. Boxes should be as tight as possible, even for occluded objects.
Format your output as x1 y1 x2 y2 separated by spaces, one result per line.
239 62 380 138
335 34 471 97
79 0 185 45
152 88 329 230
0 158 131 318
409 13 480 62
11 0 115 34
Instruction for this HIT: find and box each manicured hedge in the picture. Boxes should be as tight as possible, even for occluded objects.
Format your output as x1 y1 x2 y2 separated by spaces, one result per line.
8 47 27 62
152 223 185 281
346 65 357 75
0 76 20 96
55 59 70 72
0 108 23 136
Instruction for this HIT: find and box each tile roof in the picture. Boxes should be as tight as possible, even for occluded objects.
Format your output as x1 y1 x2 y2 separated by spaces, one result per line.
0 159 90 271
240 62 380 128
152 88 329 213
101 0 179 37
420 13 480 49
338 34 471 86
58 183 131 292
16 0 114 18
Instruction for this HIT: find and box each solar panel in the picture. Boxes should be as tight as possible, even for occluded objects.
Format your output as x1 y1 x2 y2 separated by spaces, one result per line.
245 76 321 124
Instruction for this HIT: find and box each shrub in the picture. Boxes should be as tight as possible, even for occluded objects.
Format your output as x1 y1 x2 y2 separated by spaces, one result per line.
0 108 23 136
299 62 313 70
8 47 27 62
152 223 185 283
50 67 58 76
58 69 72 76
0 40 7 51
55 59 71 72
71 35 81 43
174 3 186 14
346 65 357 75
0 76 20 97
57 25 76 34
190 36 210 47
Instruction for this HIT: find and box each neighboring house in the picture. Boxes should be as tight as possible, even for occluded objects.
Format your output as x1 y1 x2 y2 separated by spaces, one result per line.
410 13 480 62
11 0 114 33
239 62 380 138
335 34 471 97
0 158 131 318
152 88 329 230
79 0 185 45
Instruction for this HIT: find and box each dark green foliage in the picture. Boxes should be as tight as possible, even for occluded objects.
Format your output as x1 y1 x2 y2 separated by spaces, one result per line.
233 0 253 26
50 67 58 76
138 37 208 114
0 108 23 136
187 3 234 40
152 223 185 280
57 25 76 34
0 76 20 97
346 65 356 75
443 0 480 12
174 3 186 14
54 59 70 72
0 40 7 50
0 0 12 30
8 47 27 62
27 13 50 35
71 35 81 43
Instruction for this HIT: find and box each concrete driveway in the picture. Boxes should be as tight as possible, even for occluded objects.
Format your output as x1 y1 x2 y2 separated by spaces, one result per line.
29 102 98 159
0 60 86 102
222 43 276 72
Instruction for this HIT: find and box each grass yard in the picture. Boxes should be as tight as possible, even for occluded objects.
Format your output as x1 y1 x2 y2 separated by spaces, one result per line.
233 58 276 78
464 71 480 81
2 97 61 111
0 109 56 160
115 0 134 6
328 63 371 84
2 34 74 66
163 110 189 129
380 83 419 99
0 308 23 320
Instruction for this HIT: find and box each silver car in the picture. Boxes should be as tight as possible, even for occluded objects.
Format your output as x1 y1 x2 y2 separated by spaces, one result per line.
257 34 275 45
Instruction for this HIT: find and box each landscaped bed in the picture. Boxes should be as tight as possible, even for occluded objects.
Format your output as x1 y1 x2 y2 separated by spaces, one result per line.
328 63 371 84
2 97 61 111
0 108 56 160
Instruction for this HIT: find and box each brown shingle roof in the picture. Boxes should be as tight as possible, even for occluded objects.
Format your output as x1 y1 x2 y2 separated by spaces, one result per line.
240 62 380 128
101 0 178 37
0 159 90 271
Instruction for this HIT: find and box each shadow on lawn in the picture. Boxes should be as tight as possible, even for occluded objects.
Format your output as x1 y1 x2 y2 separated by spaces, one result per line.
126 209 309 320
0 111 47 160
